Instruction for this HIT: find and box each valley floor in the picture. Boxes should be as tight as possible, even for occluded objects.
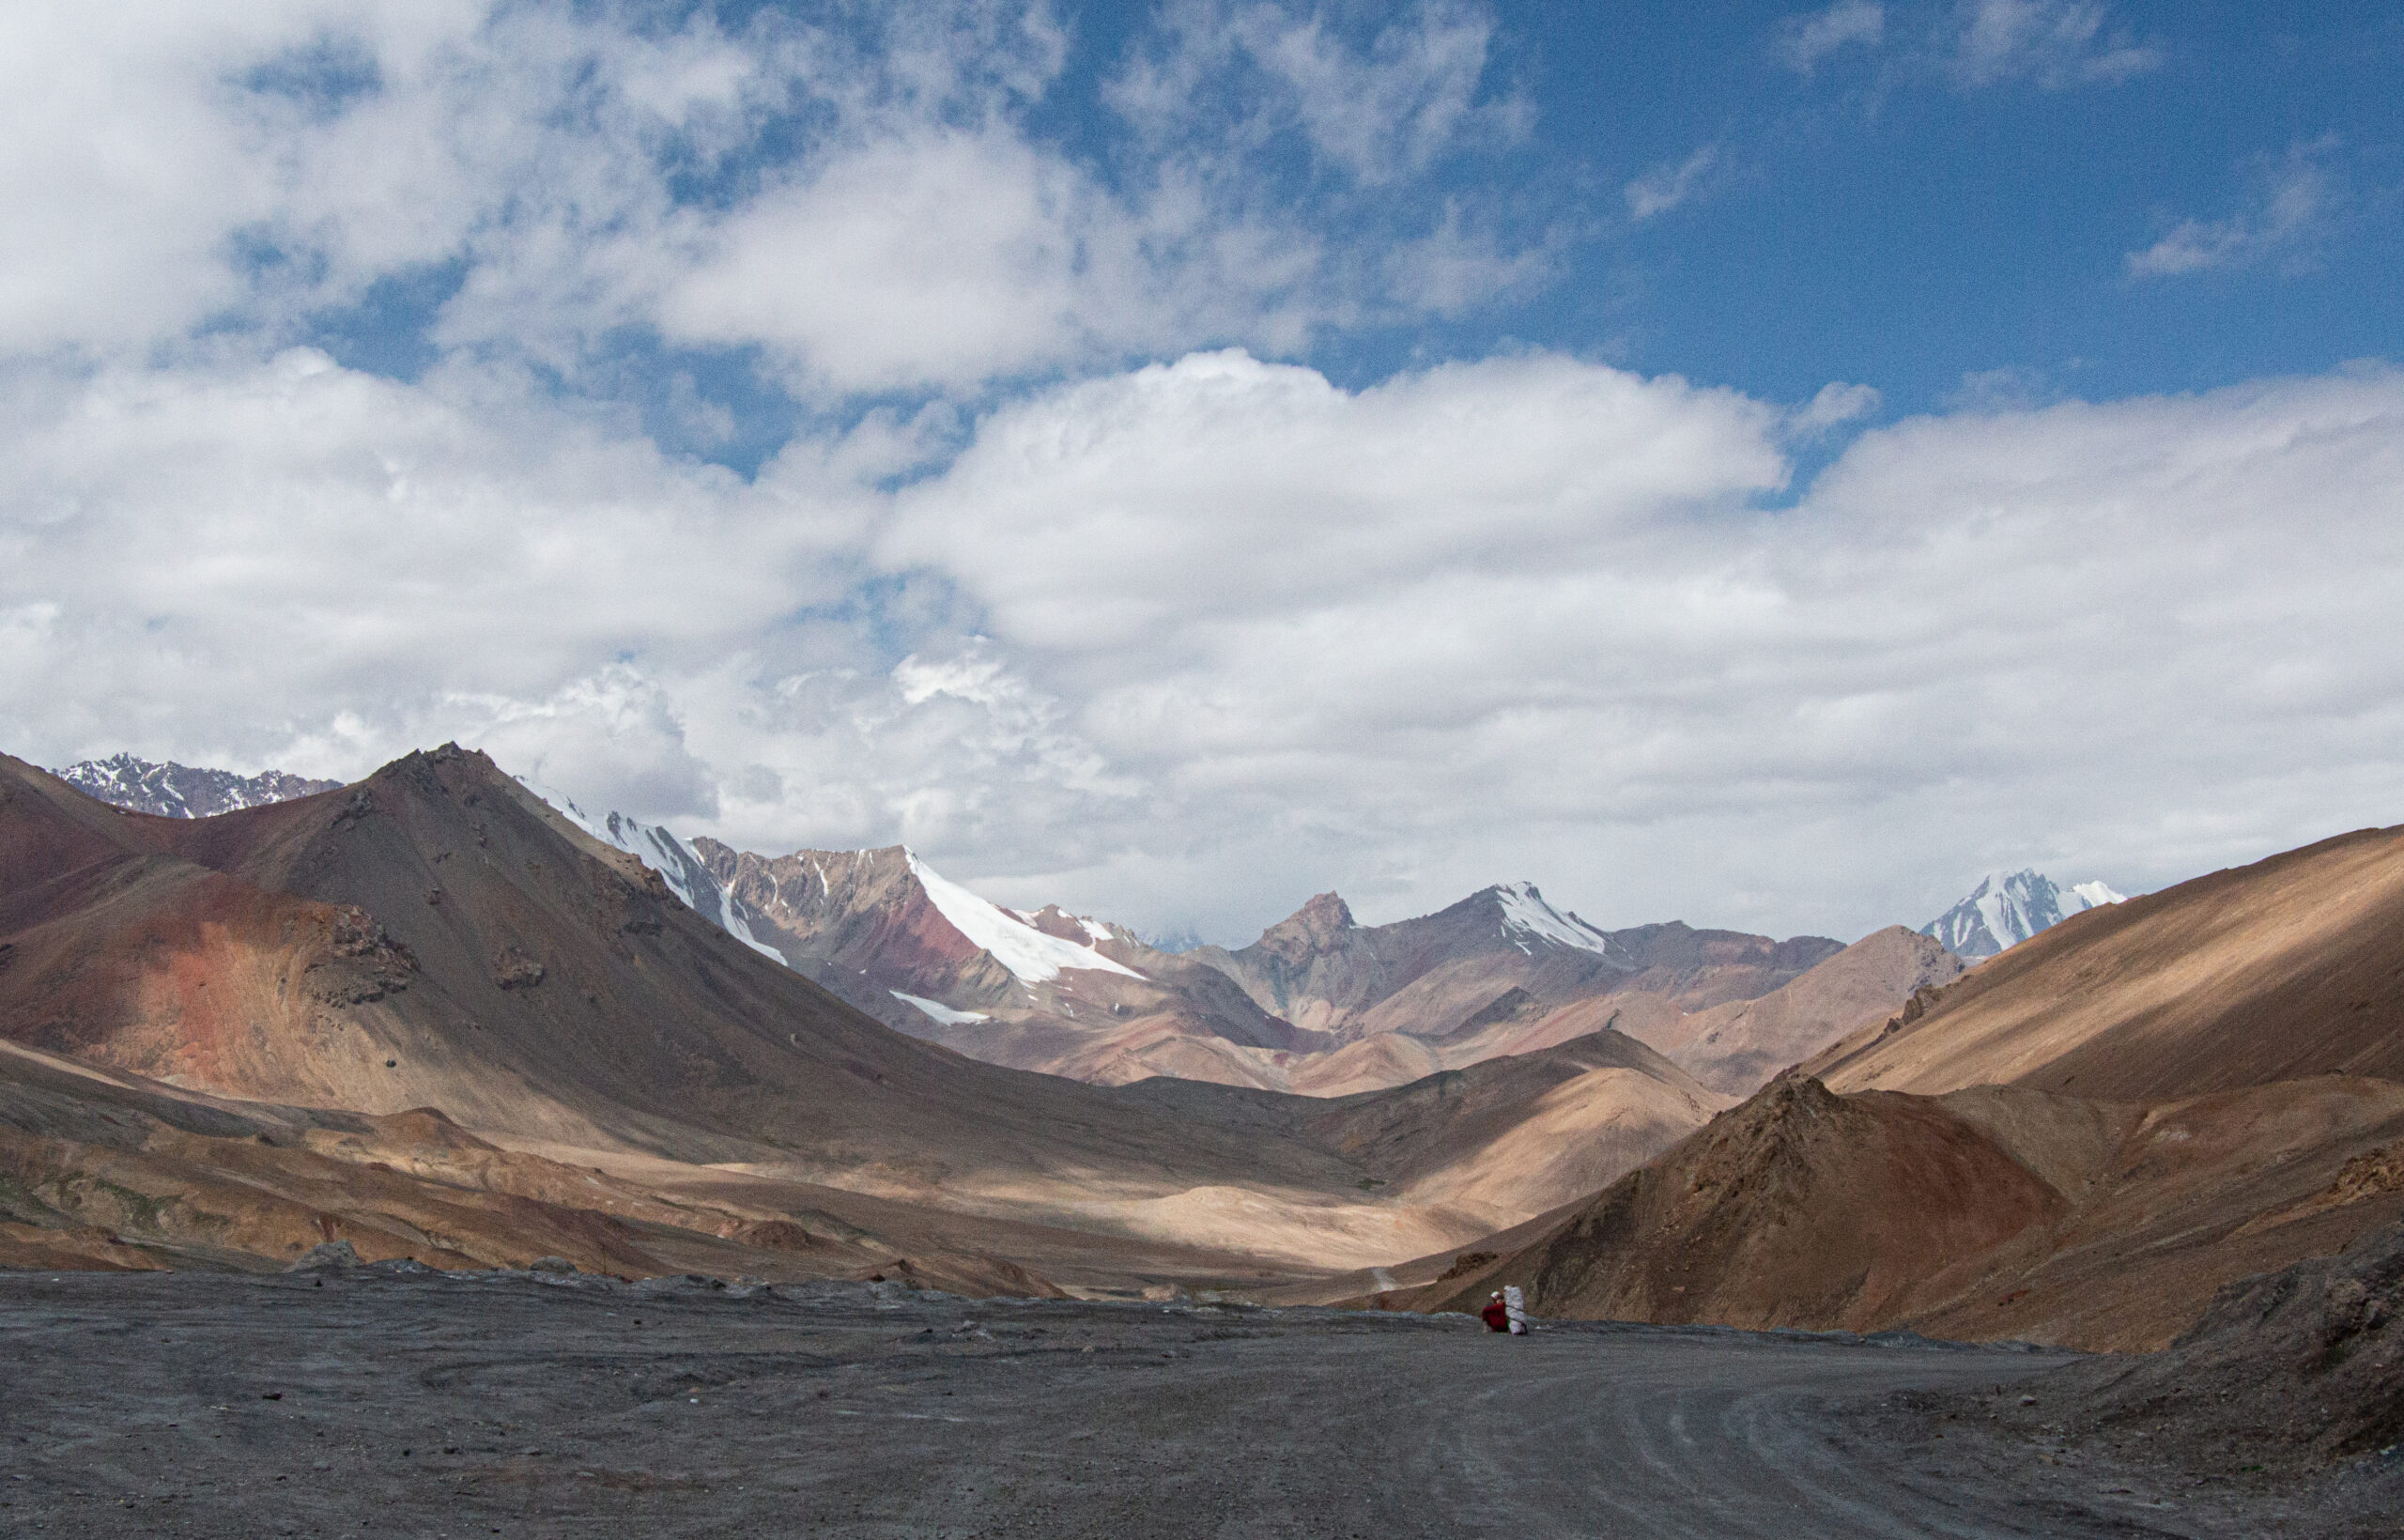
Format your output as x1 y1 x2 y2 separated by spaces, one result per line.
2 1270 2389 1537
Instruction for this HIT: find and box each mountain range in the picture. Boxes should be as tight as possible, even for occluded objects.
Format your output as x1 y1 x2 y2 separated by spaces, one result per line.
17 744 2391 1367
381 767 1919 1101
54 753 341 818
37 754 2003 1105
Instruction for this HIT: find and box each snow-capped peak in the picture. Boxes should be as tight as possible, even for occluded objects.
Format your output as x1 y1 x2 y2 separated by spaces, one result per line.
903 851 1143 984
1493 882 1611 956
1921 869 2127 959
2064 879 2127 910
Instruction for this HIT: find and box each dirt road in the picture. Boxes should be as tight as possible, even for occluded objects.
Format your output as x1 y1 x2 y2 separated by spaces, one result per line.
0 1268 2373 1537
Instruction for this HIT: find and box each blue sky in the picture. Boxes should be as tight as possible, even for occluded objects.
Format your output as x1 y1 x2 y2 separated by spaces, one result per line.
3 2 2401 943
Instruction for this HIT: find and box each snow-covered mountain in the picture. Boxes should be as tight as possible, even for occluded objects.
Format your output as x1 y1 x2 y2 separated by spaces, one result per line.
54 753 339 817
1920 870 2128 959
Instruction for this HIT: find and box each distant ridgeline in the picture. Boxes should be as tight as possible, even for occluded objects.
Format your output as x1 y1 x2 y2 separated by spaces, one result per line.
53 753 341 818
1921 869 2127 959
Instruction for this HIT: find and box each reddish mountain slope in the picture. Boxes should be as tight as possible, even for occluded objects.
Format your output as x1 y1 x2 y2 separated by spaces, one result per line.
696 839 1320 1085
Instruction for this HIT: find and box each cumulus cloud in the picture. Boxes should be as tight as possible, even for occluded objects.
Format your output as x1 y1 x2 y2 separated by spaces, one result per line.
4 2 2397 951
0 346 869 812
1792 380 1883 435
864 355 2404 939
2127 140 2342 279
655 130 1146 394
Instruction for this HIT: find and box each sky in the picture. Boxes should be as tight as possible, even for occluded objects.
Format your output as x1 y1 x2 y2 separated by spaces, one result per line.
3 1 2401 946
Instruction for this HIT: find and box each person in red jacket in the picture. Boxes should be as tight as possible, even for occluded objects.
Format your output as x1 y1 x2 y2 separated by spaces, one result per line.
1481 1291 1511 1332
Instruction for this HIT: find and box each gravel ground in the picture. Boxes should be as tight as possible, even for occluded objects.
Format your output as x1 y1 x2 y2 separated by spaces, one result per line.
0 1266 2385 1538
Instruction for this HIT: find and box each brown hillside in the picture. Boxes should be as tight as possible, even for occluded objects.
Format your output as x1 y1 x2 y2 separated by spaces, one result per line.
1111 1030 1724 1237
1806 823 2404 1100
1428 1077 2063 1332
1410 1070 2404 1350
1631 926 1964 1094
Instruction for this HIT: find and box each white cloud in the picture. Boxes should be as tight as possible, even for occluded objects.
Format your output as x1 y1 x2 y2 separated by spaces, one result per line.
863 356 2404 940
1626 144 1721 222
4 2 2397 951
0 1 1530 398
1943 0 2159 89
7 339 2404 945
1778 2 1886 75
0 347 871 809
2127 141 2341 279
656 130 1143 394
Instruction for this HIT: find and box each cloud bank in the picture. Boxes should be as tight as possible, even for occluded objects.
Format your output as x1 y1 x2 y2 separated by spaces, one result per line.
9 335 2400 942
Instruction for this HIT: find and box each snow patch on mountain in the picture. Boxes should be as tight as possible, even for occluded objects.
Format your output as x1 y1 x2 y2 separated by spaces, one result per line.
905 851 1143 983
517 778 787 964
1922 869 2128 959
892 991 991 1025
1493 882 1613 956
